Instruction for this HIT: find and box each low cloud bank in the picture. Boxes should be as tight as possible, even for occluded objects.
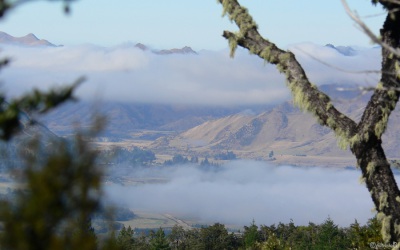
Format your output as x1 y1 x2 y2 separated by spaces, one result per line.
0 42 380 106
104 161 384 227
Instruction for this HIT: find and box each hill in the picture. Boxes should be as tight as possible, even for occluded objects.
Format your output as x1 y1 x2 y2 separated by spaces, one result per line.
40 101 271 140
149 85 400 166
37 83 400 167
0 31 58 47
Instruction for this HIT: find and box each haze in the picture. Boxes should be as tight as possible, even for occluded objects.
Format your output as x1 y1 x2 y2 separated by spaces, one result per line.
1 42 380 106
105 161 386 227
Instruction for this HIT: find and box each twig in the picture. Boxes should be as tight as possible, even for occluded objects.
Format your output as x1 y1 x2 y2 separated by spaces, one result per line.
341 0 400 58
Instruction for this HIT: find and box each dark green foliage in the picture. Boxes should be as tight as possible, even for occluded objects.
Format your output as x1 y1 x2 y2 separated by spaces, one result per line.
243 220 260 248
103 147 155 167
199 223 232 250
190 156 199 163
0 78 82 141
164 154 190 165
0 129 109 250
113 207 136 221
0 0 75 17
314 217 349 249
215 151 237 160
169 225 184 249
200 157 210 166
169 225 188 250
163 155 220 167
347 217 382 249
117 226 135 250
150 228 171 250
0 0 81 142
95 206 136 222
0 0 10 17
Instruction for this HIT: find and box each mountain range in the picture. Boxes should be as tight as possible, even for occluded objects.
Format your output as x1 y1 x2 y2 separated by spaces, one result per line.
148 86 400 167
1 32 394 167
0 31 197 55
36 83 400 168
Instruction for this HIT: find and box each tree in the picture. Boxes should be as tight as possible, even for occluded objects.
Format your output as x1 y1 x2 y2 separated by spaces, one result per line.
199 223 231 250
347 218 383 249
150 228 171 250
0 1 81 141
314 217 348 249
243 220 260 249
0 124 110 250
169 225 186 250
0 3 119 250
117 226 135 250
217 0 400 243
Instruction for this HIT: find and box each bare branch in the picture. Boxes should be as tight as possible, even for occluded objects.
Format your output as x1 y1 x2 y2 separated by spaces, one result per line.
219 0 400 242
382 0 400 5
341 0 400 58
293 46 382 75
218 0 357 145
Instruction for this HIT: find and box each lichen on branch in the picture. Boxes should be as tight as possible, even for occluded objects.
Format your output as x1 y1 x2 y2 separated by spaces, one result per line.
218 0 357 146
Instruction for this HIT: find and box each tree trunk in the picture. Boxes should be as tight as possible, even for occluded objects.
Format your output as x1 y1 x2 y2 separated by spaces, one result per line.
351 136 400 242
218 0 400 243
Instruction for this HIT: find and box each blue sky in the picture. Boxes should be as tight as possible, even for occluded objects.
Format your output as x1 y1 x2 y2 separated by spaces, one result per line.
0 0 386 50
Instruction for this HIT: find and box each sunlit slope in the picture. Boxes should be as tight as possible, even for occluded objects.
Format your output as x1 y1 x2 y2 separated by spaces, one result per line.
153 97 400 160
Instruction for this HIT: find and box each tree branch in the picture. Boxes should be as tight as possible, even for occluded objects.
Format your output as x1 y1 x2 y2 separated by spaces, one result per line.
218 0 357 147
357 10 400 142
342 0 400 58
219 0 400 242
0 77 83 140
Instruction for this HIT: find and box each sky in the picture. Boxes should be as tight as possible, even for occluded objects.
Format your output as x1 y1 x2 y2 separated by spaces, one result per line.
0 0 387 50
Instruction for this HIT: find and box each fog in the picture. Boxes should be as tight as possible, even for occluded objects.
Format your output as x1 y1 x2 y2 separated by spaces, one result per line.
0 42 381 106
104 160 387 227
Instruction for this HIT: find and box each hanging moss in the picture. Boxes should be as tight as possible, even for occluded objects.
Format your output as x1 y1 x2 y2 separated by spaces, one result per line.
377 212 392 243
375 108 389 138
228 35 239 58
367 162 377 178
379 192 389 210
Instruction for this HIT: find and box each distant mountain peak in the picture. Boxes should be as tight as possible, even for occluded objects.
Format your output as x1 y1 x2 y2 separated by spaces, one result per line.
135 43 148 51
132 42 197 55
0 31 58 47
325 44 356 56
156 46 197 55
24 33 38 39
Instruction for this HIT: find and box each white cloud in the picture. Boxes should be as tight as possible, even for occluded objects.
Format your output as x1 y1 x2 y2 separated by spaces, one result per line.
104 161 378 227
289 43 381 86
0 42 381 106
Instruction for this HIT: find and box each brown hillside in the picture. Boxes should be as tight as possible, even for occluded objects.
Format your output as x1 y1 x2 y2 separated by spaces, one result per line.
151 98 400 163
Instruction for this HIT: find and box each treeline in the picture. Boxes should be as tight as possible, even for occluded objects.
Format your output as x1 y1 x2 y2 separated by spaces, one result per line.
114 217 382 250
101 147 156 166
164 152 237 166
163 155 219 167
103 147 237 167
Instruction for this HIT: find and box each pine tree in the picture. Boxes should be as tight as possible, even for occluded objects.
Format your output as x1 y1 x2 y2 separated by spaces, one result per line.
117 225 135 250
150 228 171 250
